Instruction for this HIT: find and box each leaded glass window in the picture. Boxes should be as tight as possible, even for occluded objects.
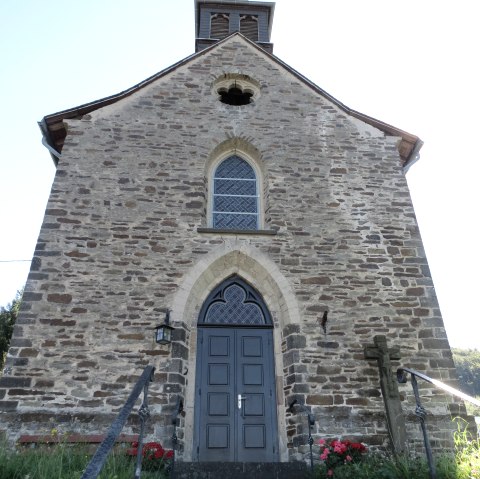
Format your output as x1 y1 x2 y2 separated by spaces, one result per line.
198 276 271 326
213 156 259 230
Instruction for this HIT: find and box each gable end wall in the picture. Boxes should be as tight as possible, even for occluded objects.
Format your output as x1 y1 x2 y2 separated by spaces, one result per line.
0 38 466 457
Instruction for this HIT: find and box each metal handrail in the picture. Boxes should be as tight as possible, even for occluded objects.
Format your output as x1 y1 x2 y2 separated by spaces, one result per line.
169 395 184 479
397 366 480 479
288 399 315 474
81 365 155 479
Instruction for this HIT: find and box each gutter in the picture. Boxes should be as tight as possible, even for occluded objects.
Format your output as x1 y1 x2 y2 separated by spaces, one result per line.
38 120 61 167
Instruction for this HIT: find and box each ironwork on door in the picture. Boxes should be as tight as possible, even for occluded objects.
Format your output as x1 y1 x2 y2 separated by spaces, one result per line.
194 276 279 462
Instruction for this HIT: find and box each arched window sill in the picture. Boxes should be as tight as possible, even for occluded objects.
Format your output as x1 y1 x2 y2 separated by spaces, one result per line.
197 227 277 236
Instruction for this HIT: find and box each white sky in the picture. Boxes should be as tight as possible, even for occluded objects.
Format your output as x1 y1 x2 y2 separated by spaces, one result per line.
0 0 478 349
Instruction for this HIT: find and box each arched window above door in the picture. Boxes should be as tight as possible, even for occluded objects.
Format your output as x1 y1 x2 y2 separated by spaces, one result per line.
198 276 272 326
211 155 259 230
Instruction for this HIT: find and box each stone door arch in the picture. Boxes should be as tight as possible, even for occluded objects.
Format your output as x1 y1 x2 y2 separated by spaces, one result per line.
193 276 279 462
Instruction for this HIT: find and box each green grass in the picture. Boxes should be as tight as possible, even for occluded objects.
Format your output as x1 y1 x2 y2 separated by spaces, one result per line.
1 421 479 479
0 441 169 479
312 452 477 479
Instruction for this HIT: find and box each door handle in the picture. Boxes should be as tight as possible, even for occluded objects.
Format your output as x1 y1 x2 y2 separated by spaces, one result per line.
238 394 247 409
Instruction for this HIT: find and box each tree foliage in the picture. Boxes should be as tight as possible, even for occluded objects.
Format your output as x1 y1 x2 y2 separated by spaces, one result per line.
0 290 22 371
453 348 480 416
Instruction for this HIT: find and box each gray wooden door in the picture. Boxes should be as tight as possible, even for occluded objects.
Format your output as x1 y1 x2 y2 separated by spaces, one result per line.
194 326 278 462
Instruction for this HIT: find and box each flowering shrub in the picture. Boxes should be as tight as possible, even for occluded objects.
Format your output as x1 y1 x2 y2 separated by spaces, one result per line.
318 438 367 476
127 441 174 471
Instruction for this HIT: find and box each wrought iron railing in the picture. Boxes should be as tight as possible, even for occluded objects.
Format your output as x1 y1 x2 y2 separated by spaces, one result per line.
81 365 155 479
288 399 316 474
168 395 184 478
397 367 480 479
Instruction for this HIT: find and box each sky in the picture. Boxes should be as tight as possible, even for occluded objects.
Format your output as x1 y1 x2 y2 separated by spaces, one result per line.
0 0 478 349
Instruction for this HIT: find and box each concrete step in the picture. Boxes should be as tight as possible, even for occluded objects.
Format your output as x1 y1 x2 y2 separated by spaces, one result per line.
172 461 309 479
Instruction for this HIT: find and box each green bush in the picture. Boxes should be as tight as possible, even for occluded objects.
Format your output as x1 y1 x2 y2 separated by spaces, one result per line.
313 420 480 478
453 348 480 416
0 290 22 371
313 454 455 479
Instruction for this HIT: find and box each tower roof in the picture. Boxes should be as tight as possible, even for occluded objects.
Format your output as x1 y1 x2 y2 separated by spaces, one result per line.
195 0 275 53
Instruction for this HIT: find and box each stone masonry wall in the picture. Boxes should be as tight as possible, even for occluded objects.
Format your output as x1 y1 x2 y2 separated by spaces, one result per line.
0 36 466 459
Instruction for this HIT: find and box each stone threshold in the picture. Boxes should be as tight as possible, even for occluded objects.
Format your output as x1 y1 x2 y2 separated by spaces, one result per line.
174 461 308 479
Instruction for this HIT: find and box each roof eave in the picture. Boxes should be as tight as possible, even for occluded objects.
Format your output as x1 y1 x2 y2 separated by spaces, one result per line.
41 31 421 166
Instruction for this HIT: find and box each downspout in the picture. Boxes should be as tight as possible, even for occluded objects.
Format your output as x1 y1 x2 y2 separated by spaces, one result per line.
38 120 61 167
41 136 62 165
403 138 424 174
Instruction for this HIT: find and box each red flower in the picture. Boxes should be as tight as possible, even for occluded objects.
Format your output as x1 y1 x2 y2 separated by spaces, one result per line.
318 437 367 474
125 441 174 470
333 442 347 454
350 442 367 452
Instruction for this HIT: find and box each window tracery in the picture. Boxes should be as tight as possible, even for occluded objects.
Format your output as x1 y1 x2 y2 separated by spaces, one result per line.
199 276 271 326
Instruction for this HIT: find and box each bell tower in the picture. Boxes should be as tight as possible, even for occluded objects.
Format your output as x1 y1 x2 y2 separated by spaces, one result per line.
195 0 275 53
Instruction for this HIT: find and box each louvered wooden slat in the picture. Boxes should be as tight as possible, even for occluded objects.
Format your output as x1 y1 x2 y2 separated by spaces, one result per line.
240 16 258 41
211 14 229 39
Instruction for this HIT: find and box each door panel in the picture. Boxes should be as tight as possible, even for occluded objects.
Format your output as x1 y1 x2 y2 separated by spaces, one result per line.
196 329 235 461
235 329 277 462
195 327 278 462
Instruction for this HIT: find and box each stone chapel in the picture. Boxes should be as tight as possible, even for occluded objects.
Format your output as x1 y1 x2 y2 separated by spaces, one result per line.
0 0 468 469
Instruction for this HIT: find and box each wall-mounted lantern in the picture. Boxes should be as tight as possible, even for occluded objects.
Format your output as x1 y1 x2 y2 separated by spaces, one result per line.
155 310 174 345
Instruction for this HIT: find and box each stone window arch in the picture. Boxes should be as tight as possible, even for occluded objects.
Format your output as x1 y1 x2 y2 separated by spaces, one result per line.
209 154 261 230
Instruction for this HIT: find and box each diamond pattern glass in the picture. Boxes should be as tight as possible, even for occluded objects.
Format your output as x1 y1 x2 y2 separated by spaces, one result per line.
205 284 265 325
213 156 258 230
214 196 257 213
214 213 257 230
215 156 256 179
214 179 256 196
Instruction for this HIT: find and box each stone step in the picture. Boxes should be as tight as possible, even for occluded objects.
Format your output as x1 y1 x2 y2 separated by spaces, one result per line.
172 461 309 479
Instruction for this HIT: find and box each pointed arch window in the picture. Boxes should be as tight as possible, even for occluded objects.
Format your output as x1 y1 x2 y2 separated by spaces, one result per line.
212 155 259 230
240 15 259 42
198 276 272 326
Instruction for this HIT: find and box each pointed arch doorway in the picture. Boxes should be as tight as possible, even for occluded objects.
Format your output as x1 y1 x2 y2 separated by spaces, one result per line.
193 276 279 462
